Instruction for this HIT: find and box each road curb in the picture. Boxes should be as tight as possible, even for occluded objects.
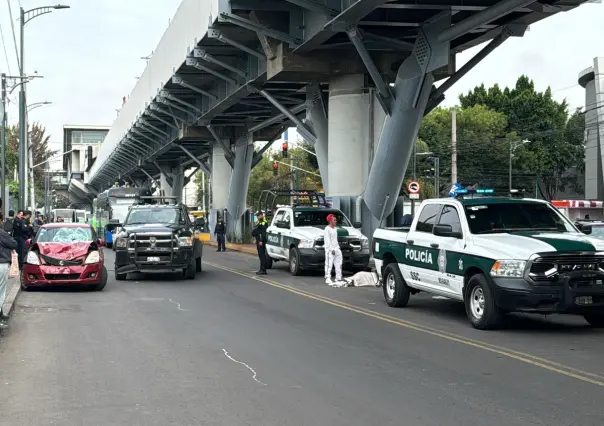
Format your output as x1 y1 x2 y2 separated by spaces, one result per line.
205 240 257 256
2 277 20 318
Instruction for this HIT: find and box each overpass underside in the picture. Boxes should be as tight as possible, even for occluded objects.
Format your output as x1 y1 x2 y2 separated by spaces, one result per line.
86 0 587 238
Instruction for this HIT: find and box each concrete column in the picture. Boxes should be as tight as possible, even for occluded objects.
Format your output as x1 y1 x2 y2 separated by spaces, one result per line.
210 142 232 239
581 57 604 200
227 133 254 241
363 16 451 220
159 164 184 203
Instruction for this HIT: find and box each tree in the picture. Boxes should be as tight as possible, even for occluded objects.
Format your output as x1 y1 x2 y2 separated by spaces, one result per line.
459 76 584 199
5 122 58 204
194 171 209 209
418 105 509 191
247 144 323 211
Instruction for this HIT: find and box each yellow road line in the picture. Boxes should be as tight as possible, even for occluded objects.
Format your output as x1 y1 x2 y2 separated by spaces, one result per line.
204 261 604 387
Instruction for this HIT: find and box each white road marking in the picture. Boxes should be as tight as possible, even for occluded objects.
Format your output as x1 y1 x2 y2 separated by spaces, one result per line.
169 299 187 311
222 349 267 386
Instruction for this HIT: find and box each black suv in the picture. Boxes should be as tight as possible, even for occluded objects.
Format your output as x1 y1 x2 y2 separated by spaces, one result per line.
113 203 203 280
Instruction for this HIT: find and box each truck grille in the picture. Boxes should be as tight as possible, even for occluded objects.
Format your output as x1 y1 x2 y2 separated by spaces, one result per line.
130 233 175 256
529 253 604 282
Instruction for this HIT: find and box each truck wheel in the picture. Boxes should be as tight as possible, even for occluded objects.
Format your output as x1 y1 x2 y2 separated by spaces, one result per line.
464 274 503 330
583 314 604 328
266 256 273 270
184 261 196 279
196 256 203 272
383 263 410 308
92 266 108 291
289 247 302 276
115 271 127 281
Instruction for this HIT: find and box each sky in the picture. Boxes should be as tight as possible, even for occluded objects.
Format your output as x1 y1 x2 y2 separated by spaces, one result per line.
0 0 602 170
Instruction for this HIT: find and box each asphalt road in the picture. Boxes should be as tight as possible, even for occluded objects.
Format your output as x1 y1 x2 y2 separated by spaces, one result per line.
0 248 602 425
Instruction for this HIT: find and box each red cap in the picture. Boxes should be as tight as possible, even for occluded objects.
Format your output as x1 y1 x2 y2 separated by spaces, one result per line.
326 214 335 223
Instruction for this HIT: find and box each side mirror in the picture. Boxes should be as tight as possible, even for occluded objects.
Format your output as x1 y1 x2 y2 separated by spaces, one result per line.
580 225 592 235
25 238 32 248
433 224 463 239
353 221 362 229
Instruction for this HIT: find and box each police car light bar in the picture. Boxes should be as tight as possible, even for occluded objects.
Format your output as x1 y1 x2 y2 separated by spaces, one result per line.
454 188 494 198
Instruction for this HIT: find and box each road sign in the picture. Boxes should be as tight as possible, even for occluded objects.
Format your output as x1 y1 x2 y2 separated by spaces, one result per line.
408 180 421 194
409 193 420 199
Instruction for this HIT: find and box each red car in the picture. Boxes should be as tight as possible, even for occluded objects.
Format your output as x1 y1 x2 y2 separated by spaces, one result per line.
21 223 107 291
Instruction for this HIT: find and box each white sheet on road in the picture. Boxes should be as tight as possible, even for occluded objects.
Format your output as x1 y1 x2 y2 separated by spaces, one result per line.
330 271 380 288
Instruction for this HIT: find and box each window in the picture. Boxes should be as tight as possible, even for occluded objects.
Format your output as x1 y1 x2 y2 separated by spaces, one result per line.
125 208 180 225
415 204 443 233
279 212 292 228
438 205 462 235
36 227 92 243
463 202 575 234
590 225 604 240
293 210 351 227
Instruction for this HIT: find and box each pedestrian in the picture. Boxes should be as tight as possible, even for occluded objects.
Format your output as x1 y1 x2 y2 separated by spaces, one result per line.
251 211 268 275
3 210 14 236
214 217 226 252
324 213 343 285
23 210 34 241
0 213 17 329
13 210 27 270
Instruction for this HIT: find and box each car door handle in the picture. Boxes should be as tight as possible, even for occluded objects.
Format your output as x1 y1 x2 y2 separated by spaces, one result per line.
430 243 439 248
407 240 414 245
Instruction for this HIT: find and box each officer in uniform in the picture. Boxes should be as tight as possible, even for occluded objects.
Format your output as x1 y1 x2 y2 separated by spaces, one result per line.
251 211 269 275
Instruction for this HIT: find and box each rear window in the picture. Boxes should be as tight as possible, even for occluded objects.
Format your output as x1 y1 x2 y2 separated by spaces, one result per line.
36 227 93 243
589 225 604 240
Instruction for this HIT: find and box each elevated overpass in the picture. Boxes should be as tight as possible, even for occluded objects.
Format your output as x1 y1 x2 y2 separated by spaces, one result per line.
83 0 589 238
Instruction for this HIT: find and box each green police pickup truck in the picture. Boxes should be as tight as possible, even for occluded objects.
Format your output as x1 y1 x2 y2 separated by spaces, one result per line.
265 205 370 276
373 190 604 330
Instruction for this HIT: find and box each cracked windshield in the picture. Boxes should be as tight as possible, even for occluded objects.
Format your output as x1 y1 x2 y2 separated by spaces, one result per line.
0 0 603 425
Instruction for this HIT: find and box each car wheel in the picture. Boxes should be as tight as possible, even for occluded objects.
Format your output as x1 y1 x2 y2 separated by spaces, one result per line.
115 270 127 281
196 256 203 272
464 273 503 330
20 271 30 291
382 263 410 308
289 247 302 276
266 256 273 270
583 314 604 328
92 266 108 291
184 260 196 279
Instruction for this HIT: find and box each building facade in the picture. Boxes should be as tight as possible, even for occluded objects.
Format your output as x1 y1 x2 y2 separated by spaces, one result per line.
578 58 604 200
63 125 110 180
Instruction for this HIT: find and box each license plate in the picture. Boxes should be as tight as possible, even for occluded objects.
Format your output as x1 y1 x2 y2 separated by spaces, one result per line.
147 256 160 262
575 296 593 305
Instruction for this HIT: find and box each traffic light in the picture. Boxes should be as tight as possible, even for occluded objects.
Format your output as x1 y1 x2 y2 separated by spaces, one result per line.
282 142 288 158
273 162 278 176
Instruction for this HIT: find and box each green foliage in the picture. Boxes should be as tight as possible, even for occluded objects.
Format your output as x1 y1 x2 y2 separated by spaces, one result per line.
247 142 323 211
193 171 209 208
457 75 585 199
417 105 509 193
4 123 58 206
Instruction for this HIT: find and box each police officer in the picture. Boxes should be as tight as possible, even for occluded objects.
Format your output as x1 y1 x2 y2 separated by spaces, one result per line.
251 211 269 275
214 217 226 252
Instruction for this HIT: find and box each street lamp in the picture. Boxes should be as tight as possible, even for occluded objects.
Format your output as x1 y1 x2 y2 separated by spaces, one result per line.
31 148 76 214
18 3 70 210
27 101 52 112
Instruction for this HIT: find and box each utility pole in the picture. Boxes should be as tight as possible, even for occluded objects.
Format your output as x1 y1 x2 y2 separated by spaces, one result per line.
509 140 513 192
1 74 6 217
411 141 417 215
451 107 457 185
434 157 440 197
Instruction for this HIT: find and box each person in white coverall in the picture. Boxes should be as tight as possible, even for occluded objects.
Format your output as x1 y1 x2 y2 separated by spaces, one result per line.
324 213 343 285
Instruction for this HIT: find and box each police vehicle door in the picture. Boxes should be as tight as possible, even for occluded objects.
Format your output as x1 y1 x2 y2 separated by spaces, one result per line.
266 210 286 260
277 210 293 257
404 203 443 290
431 204 465 298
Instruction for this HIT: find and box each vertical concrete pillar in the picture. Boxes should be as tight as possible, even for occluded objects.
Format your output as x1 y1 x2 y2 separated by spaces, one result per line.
159 163 184 203
363 16 450 220
227 133 254 241
210 142 232 238
580 57 604 200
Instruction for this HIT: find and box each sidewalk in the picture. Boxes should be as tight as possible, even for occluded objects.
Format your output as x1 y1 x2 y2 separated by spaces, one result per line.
2 277 20 318
205 240 257 255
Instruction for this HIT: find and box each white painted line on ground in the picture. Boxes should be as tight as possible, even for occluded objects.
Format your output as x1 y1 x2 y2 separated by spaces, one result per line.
168 299 187 311
222 348 267 386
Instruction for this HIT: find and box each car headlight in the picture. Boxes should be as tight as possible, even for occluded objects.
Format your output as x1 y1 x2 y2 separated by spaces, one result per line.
25 251 40 265
298 239 314 249
490 260 527 278
115 237 128 248
361 237 369 248
84 251 101 264
178 236 193 247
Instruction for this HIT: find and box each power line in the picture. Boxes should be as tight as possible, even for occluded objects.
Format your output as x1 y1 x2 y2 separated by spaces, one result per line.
6 0 20 72
0 20 12 75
